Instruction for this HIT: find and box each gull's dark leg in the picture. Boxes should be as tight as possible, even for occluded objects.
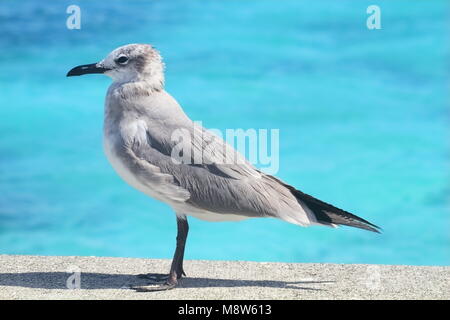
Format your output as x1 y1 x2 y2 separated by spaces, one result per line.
170 215 189 280
133 215 189 292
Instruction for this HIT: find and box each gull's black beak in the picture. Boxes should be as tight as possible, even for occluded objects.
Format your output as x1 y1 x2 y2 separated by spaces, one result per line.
66 63 110 77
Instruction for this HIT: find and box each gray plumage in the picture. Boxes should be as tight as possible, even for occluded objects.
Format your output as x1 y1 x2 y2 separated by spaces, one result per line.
93 44 379 233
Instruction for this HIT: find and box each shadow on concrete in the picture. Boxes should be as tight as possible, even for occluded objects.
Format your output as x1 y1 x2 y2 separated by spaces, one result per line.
0 272 333 291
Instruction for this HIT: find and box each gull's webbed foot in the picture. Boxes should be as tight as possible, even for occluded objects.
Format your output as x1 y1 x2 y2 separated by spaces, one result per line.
132 272 180 292
132 281 177 292
137 273 169 282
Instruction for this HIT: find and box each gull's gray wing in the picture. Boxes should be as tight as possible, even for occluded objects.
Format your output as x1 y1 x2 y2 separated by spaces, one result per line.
130 123 380 231
123 117 313 224
129 128 275 216
139 116 262 180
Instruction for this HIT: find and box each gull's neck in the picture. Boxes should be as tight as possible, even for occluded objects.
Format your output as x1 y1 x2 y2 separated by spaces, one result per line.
110 75 164 100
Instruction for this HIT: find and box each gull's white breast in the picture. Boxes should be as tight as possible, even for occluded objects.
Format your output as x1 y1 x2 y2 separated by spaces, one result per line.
103 117 174 205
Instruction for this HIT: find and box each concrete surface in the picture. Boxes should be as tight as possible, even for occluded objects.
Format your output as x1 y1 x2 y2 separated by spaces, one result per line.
0 255 448 299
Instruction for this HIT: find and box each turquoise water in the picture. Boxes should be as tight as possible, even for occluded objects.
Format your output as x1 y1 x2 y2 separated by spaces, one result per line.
0 0 448 266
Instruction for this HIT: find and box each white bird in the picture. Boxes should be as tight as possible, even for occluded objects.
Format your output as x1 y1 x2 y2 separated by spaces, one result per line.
67 44 380 291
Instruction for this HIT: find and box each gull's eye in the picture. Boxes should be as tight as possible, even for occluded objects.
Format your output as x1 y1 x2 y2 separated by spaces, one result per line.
116 56 129 64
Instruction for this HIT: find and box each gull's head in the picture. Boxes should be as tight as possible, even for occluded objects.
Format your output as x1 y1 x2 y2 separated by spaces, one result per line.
67 44 164 87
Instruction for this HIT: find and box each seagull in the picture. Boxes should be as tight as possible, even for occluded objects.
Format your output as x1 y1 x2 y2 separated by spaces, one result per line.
67 44 380 291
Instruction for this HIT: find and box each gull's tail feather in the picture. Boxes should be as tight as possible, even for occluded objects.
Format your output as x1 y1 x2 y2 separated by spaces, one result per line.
288 187 381 233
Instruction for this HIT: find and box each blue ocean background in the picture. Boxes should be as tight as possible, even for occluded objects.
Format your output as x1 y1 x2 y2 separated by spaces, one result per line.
0 0 448 266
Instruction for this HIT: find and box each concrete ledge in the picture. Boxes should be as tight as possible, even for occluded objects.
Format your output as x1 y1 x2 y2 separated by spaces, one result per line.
0 255 448 299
